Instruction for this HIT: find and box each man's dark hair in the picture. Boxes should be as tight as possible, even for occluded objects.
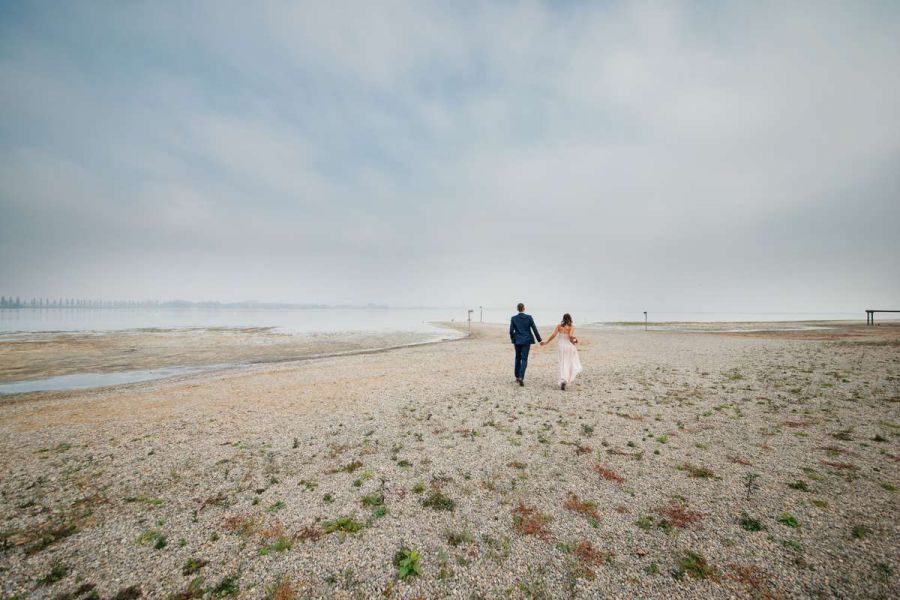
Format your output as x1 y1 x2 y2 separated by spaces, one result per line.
517 303 525 312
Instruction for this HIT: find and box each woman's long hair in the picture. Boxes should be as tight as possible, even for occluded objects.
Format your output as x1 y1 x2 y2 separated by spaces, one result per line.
561 313 572 327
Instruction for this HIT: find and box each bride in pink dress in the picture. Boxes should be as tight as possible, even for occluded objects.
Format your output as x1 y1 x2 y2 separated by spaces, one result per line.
540 313 583 390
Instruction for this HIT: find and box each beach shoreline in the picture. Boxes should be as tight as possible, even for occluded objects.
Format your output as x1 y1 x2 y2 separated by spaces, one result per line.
2 319 893 394
0 325 467 391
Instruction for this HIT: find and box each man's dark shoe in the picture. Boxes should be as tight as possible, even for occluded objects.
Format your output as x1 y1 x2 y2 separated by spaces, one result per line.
518 379 524 387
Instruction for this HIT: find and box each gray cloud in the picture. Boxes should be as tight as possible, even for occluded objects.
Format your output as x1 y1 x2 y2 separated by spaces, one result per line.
1 1 898 311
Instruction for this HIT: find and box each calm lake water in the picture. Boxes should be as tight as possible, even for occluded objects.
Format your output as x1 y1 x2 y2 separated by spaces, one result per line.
0 307 872 336
0 307 466 337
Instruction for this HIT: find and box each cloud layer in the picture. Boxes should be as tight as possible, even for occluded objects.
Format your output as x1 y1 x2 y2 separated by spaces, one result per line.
1 1 898 311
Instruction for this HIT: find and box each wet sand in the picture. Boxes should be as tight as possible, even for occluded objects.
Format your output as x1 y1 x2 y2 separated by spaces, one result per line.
0 327 454 383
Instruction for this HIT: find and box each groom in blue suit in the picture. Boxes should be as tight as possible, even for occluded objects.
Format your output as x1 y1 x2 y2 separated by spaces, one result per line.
510 303 542 386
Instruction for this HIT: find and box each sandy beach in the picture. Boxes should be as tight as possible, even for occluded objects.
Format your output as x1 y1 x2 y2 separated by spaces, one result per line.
1 322 898 599
0 328 452 384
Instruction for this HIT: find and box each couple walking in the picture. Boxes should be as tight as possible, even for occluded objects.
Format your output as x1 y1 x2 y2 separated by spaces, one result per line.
510 303 582 390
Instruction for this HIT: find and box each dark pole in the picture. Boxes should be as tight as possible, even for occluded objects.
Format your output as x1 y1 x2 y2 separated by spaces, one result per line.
644 311 648 331
479 306 483 322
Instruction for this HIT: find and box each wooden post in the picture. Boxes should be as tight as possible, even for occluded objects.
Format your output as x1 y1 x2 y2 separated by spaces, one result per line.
865 310 900 325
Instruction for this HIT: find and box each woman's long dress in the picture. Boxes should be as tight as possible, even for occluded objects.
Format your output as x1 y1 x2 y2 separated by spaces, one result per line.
558 332 583 384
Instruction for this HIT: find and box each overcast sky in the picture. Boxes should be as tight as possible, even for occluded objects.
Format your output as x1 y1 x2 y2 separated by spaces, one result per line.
1 1 898 312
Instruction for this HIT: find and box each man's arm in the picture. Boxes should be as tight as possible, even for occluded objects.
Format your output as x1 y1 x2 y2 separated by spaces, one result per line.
530 316 542 343
509 318 516 343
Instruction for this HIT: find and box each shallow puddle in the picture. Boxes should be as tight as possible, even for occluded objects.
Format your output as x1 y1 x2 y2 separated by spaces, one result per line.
0 366 218 396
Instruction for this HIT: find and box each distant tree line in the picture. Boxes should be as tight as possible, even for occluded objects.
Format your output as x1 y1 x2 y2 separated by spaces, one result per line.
0 296 390 309
0 297 158 309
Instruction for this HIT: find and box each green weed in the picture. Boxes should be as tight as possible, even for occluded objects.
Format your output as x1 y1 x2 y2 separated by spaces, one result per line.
182 558 208 576
393 547 422 580
136 529 167 549
37 563 68 586
777 513 799 528
422 491 455 511
322 516 363 534
259 537 292 555
739 513 764 532
673 551 716 580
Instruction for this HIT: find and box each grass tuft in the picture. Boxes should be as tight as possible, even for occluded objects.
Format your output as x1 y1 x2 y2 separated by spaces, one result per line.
322 516 364 534
739 513 764 532
422 490 455 512
788 480 810 492
182 558 208 576
676 463 716 479
208 573 240 598
361 494 384 508
851 525 871 540
673 550 717 580
259 536 292 555
777 513 799 528
37 562 68 586
136 528 167 550
327 460 363 474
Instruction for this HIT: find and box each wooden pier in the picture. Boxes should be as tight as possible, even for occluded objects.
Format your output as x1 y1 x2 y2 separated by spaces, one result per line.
866 309 900 325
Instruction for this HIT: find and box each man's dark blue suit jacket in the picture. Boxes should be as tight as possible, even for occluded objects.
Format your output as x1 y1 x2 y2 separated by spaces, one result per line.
509 312 542 345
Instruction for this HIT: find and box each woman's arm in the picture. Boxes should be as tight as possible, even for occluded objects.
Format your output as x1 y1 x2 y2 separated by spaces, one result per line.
541 325 560 346
570 325 578 344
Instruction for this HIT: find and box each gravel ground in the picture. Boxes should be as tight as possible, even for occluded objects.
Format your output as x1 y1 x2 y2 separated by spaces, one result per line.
0 323 898 599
